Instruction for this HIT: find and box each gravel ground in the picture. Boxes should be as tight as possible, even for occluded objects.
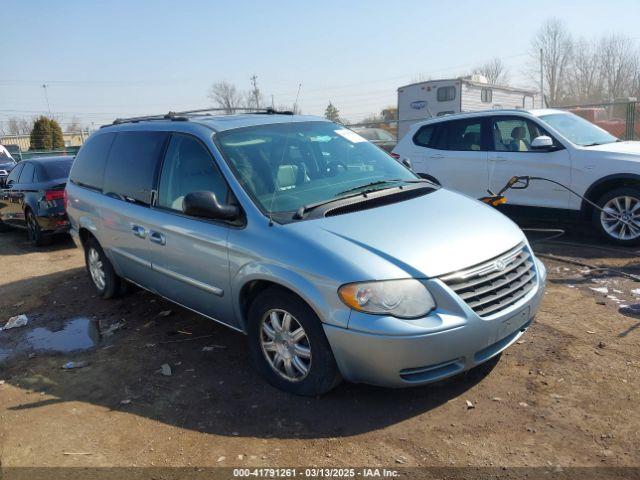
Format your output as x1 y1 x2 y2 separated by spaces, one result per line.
0 224 639 474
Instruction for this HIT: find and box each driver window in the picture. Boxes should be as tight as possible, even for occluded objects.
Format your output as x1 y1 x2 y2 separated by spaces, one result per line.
157 134 228 212
492 118 545 152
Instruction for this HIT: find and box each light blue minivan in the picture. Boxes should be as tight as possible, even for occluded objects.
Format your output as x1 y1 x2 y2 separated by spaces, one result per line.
66 110 546 395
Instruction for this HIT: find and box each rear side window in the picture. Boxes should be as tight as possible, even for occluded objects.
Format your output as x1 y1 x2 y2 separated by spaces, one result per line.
103 131 168 205
413 125 435 147
70 133 116 190
19 162 35 183
437 86 456 102
6 163 23 184
431 119 484 151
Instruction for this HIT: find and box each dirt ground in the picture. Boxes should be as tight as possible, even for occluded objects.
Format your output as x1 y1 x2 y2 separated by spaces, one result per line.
0 220 639 474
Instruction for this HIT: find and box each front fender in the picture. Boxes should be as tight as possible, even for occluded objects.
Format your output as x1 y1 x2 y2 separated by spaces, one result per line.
231 262 350 332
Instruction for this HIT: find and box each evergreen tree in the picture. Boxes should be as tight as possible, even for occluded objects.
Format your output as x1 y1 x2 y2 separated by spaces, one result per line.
49 118 65 149
30 116 53 150
29 116 65 150
324 102 341 123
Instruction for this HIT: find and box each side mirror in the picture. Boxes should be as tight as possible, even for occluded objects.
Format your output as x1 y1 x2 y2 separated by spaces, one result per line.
531 135 554 150
183 191 240 221
401 158 413 170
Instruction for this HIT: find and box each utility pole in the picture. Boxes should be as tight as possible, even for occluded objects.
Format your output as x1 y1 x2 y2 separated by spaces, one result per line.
250 74 260 109
539 48 544 108
271 94 274 109
42 84 51 116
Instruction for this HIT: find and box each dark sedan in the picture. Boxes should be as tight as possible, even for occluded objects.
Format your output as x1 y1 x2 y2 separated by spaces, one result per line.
351 127 397 152
0 152 17 187
0 156 74 246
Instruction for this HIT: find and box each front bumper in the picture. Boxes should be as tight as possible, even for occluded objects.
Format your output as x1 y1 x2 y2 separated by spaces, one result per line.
323 258 546 388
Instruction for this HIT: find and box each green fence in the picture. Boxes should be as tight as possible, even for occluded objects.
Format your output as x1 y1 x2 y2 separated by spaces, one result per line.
556 99 639 141
12 147 81 161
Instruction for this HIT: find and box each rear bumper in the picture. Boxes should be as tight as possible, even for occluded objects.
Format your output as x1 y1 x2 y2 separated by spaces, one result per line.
38 212 70 235
323 259 546 388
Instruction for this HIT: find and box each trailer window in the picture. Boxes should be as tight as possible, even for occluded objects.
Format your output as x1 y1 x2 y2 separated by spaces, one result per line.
481 88 492 103
437 86 456 102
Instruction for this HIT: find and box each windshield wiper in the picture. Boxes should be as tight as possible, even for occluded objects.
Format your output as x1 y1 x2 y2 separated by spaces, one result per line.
292 191 366 219
292 179 433 220
335 179 404 197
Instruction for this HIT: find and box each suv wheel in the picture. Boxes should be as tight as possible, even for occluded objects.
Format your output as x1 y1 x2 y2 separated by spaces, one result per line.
84 238 122 298
26 209 51 246
247 288 342 396
593 187 640 246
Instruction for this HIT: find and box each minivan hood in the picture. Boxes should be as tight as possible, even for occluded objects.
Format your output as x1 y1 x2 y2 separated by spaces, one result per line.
286 188 526 279
584 141 640 155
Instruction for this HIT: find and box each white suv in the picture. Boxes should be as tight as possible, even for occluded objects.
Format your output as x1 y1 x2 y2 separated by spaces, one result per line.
393 109 640 245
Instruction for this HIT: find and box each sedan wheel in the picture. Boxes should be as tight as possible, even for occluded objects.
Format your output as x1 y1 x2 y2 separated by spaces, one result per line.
25 210 50 246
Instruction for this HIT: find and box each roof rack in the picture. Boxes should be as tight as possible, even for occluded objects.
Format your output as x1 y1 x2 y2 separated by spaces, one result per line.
109 107 293 126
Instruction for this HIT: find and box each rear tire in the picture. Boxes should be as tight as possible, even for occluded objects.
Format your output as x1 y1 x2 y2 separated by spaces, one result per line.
592 187 640 246
247 287 342 396
84 237 122 299
25 209 52 246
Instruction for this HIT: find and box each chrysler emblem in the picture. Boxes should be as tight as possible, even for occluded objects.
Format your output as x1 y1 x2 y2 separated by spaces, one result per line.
494 260 507 272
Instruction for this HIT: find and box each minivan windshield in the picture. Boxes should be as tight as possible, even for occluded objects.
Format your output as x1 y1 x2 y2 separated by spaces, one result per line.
215 121 418 215
538 112 619 146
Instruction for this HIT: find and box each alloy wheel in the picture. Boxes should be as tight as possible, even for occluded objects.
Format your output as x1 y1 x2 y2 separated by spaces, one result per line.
600 195 640 241
26 212 37 241
259 309 312 382
87 247 106 290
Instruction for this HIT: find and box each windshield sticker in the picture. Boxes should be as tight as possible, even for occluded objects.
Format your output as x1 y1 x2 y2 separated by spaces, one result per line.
335 129 366 143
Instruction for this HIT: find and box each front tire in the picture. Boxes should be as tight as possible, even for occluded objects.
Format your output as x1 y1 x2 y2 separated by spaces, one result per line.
247 288 342 396
593 187 640 246
84 238 122 298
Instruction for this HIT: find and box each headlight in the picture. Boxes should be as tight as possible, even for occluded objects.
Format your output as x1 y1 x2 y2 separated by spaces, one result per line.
338 279 435 319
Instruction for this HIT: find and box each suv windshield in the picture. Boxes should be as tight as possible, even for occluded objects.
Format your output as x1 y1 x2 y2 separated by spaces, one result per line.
539 112 618 146
215 121 417 215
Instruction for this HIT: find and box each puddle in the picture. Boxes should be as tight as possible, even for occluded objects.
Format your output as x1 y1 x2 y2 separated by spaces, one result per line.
0 316 100 364
25 317 100 353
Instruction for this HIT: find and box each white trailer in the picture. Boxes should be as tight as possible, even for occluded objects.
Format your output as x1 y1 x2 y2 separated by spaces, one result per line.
397 75 538 138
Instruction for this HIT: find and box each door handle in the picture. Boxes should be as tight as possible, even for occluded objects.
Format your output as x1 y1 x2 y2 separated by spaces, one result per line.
429 154 445 159
149 231 166 245
490 156 507 162
131 224 147 239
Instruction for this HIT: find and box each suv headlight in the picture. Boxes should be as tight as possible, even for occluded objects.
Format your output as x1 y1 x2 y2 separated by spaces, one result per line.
338 279 435 319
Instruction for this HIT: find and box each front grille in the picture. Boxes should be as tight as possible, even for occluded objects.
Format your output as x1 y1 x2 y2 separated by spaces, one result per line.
440 243 536 318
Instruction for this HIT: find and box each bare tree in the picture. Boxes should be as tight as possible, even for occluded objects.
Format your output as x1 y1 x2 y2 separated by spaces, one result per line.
599 34 640 100
245 75 264 110
565 38 603 103
4 117 33 135
473 58 509 85
65 116 83 133
207 81 243 114
531 18 573 105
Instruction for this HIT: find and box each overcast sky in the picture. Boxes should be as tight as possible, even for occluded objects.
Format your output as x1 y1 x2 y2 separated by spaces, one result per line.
1 0 639 128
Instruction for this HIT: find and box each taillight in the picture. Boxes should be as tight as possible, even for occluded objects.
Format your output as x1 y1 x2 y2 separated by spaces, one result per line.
45 190 65 201
390 153 400 160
